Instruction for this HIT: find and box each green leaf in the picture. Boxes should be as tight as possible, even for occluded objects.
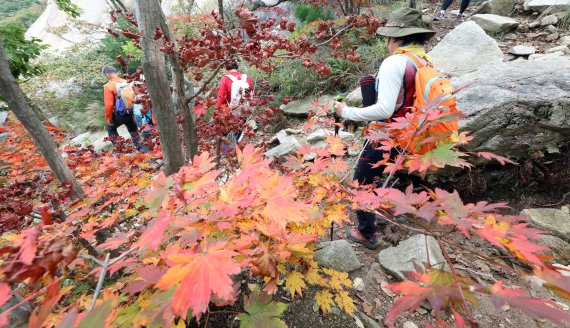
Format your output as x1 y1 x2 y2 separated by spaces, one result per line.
237 289 287 328
77 300 113 328
420 141 469 169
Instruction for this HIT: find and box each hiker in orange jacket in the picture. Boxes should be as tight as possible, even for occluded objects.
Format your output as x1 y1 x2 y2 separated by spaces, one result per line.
102 66 149 153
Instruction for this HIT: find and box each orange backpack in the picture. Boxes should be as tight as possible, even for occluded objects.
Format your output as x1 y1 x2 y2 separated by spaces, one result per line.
396 52 459 154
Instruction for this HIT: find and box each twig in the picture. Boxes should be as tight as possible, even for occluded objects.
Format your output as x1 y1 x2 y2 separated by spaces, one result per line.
436 236 476 324
536 191 570 207
89 253 110 311
186 63 226 104
454 265 497 282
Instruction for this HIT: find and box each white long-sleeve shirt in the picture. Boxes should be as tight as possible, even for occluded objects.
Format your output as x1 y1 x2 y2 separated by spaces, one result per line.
341 55 409 122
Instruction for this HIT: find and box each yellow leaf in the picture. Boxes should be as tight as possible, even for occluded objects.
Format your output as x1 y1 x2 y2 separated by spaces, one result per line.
335 291 356 315
315 289 335 314
304 266 322 286
324 268 351 291
142 257 161 266
285 271 306 298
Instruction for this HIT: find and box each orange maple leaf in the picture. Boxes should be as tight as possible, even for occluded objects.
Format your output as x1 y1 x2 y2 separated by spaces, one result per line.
155 242 241 319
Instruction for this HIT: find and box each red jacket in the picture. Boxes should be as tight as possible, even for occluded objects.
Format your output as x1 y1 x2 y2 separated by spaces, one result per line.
103 76 126 121
216 71 253 108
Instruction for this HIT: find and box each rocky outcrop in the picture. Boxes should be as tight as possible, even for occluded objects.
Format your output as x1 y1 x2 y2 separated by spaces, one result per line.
378 234 448 281
429 22 504 76
471 14 519 33
70 125 131 152
453 57 570 158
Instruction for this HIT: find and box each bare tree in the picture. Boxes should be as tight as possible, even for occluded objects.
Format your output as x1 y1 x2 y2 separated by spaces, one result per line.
0 40 85 199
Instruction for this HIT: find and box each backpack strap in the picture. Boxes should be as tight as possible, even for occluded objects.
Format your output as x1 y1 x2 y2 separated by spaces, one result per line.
225 74 238 82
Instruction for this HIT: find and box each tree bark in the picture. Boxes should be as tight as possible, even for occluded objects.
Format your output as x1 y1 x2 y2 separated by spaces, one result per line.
170 58 198 160
135 0 185 176
0 41 85 199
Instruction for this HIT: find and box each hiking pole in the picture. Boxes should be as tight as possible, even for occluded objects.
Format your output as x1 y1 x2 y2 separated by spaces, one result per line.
330 94 347 241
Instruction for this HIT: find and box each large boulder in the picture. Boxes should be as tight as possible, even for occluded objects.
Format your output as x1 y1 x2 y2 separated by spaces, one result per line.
453 57 570 158
315 240 362 272
471 14 519 33
378 234 448 281
70 125 131 152
522 208 570 242
281 95 335 118
429 22 504 76
526 0 570 13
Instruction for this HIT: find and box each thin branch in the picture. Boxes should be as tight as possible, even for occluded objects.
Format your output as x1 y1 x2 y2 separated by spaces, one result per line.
89 253 110 311
186 63 226 104
436 236 476 324
0 279 60 315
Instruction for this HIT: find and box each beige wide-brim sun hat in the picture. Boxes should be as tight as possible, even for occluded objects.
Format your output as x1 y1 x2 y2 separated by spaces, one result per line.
376 7 436 39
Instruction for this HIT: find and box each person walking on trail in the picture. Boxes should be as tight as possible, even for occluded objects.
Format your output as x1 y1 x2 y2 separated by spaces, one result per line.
333 8 437 250
215 61 254 152
434 0 471 22
102 65 150 153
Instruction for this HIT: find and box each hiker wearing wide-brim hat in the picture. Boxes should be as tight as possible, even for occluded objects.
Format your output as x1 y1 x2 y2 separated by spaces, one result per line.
332 7 437 250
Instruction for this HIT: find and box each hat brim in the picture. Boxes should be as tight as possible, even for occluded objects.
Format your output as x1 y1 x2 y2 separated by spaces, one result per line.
376 26 436 39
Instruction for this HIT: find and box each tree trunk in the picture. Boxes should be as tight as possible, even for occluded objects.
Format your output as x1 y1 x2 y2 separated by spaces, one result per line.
135 0 185 176
170 58 198 160
0 41 85 199
218 0 224 23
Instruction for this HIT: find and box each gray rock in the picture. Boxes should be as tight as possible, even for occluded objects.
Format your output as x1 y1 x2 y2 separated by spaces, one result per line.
547 45 570 54
547 32 560 41
546 25 559 33
559 36 570 47
522 208 570 242
503 33 517 40
70 125 131 152
482 0 517 15
403 321 419 328
471 14 519 33
378 234 448 281
315 240 362 272
541 14 559 26
0 293 32 327
429 22 504 76
527 0 570 13
0 111 7 126
346 87 363 106
508 45 536 55
281 95 334 118
307 129 355 143
264 136 302 158
528 21 540 28
539 235 570 264
453 57 570 158
528 51 566 60
356 312 382 328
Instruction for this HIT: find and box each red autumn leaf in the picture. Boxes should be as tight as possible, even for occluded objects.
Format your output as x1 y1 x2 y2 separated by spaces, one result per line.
123 266 168 294
490 281 570 325
0 283 10 308
155 241 241 319
28 281 63 327
15 227 40 265
473 152 515 165
137 209 171 250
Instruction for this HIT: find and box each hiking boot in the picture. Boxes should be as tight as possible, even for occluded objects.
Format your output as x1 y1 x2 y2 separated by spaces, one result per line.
433 11 445 21
132 135 151 153
456 14 466 23
346 226 380 250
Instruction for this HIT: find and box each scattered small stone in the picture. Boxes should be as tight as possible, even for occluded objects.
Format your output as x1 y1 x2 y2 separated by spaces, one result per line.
508 45 536 56
403 321 419 328
546 25 559 33
546 45 570 54
559 36 570 47
526 32 539 38
501 304 511 311
356 312 382 328
354 316 365 328
380 279 396 297
307 128 354 143
284 128 302 135
547 32 560 41
312 303 319 312
540 14 558 26
471 14 519 33
528 21 540 28
503 33 517 40
353 277 365 291
330 306 342 316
